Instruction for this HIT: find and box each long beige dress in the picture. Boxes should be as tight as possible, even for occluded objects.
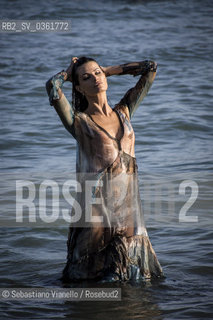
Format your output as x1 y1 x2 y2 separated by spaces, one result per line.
46 61 163 281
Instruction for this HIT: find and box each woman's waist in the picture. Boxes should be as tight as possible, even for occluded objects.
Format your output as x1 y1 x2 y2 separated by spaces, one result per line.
77 150 137 175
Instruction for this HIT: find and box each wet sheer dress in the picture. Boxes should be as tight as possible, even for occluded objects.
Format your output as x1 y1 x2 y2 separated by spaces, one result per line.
46 61 163 281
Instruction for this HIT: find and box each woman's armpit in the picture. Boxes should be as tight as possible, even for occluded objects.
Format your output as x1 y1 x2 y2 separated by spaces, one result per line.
114 104 130 120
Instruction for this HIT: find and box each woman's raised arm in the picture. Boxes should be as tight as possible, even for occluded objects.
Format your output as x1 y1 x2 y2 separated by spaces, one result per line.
102 60 157 118
46 70 76 138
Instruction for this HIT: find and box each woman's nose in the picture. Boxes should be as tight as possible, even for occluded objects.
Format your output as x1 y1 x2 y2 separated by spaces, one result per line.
92 74 98 82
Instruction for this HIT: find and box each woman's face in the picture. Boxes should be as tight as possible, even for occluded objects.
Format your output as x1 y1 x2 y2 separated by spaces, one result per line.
75 61 108 97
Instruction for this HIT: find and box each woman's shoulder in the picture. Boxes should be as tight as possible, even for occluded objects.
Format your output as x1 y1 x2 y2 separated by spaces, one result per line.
72 110 97 138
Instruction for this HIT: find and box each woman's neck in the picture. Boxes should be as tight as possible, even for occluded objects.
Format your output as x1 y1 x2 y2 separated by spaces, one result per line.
85 92 112 116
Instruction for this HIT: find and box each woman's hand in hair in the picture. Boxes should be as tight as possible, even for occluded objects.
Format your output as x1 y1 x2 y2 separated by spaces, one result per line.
66 57 78 82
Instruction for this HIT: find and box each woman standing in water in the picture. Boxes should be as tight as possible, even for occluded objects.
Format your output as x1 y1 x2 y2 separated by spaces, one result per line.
46 56 163 281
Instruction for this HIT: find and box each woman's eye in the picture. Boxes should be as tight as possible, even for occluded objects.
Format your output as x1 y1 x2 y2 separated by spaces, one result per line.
83 76 89 80
95 71 101 75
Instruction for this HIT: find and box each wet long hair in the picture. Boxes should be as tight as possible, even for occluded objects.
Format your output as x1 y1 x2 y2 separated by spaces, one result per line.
71 56 101 112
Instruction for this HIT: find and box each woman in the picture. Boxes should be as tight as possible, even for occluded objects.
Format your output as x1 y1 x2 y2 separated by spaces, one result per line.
46 56 163 281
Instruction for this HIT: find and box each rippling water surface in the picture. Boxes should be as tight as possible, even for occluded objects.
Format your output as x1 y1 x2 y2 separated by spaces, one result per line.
0 0 213 319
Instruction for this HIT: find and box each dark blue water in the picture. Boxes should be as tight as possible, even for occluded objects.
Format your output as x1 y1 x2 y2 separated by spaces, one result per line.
0 0 213 319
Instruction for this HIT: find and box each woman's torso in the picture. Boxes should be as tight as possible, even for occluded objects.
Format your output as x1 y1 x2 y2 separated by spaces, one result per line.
74 105 136 173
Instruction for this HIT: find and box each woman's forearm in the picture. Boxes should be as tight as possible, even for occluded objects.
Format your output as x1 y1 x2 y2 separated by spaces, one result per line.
103 60 157 77
46 71 75 137
112 60 157 119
